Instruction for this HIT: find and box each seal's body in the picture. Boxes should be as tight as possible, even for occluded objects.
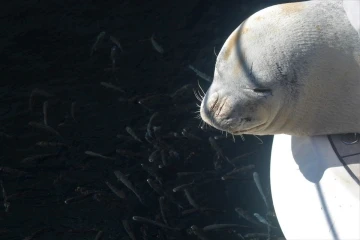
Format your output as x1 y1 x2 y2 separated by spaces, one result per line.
200 0 360 136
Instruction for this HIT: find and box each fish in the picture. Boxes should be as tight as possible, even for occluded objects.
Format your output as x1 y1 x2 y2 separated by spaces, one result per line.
148 149 160 162
122 220 137 240
150 34 164 54
21 153 58 164
253 172 269 208
183 188 199 210
125 126 142 142
190 225 209 240
159 196 169 225
35 141 68 148
253 213 276 228
109 35 124 52
146 112 159 138
0 180 10 212
202 224 249 232
221 165 255 180
235 207 259 225
114 170 145 205
147 179 184 208
64 192 96 204
84 151 115 160
100 82 125 93
91 31 106 56
94 230 104 240
188 65 212 82
141 163 163 184
28 88 54 112
70 101 77 121
208 136 234 168
105 181 126 200
43 101 49 125
110 46 117 72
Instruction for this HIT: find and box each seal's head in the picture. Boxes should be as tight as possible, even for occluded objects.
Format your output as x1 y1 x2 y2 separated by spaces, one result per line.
200 1 360 136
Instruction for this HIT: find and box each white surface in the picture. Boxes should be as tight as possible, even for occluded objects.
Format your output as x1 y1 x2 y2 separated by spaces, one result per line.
270 134 360 240
343 0 360 35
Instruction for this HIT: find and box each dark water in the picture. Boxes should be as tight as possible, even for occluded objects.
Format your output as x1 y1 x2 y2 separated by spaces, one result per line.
1 0 295 239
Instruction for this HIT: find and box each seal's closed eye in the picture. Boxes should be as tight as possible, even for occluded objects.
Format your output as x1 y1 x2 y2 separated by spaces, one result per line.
253 88 272 93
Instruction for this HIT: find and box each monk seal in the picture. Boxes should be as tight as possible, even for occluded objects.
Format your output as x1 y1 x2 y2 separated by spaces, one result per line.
200 0 360 136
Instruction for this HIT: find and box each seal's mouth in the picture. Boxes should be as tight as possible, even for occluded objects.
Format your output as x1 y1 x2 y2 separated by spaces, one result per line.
231 122 267 135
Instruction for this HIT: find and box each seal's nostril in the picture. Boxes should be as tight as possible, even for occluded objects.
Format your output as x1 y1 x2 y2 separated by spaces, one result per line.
243 117 252 122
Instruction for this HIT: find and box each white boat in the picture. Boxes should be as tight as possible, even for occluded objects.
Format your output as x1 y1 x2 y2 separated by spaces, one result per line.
271 134 360 240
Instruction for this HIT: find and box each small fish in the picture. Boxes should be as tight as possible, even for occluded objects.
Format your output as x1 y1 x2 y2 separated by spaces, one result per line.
0 167 30 178
253 213 276 228
100 82 125 93
183 188 200 210
160 149 168 167
64 192 96 204
209 137 234 168
159 196 169 225
70 101 76 121
23 228 54 240
21 153 58 164
147 179 184 208
114 170 145 205
181 128 202 140
28 121 61 138
181 207 224 217
109 35 124 52
235 207 259 225
94 230 104 240
110 46 117 72
172 181 195 193
188 65 212 82
43 101 49 125
176 171 217 177
202 224 249 232
105 181 126 200
253 172 269 208
146 112 159 138
190 225 209 240
125 126 142 142
229 151 255 164
122 220 137 240
148 149 160 162
132 216 180 231
213 135 227 140
28 88 54 112
170 84 193 99
91 31 106 56
0 131 13 139
116 149 143 160
35 141 68 148
150 33 164 54
0 180 10 212
84 151 115 160
221 165 255 179
141 163 163 184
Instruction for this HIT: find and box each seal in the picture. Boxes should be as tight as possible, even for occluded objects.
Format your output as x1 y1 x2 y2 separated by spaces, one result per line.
200 0 360 136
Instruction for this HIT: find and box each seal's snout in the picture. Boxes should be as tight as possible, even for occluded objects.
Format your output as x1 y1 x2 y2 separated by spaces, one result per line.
200 89 239 132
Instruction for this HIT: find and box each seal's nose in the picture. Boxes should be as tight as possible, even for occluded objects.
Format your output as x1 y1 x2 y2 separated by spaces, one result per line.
200 88 234 132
